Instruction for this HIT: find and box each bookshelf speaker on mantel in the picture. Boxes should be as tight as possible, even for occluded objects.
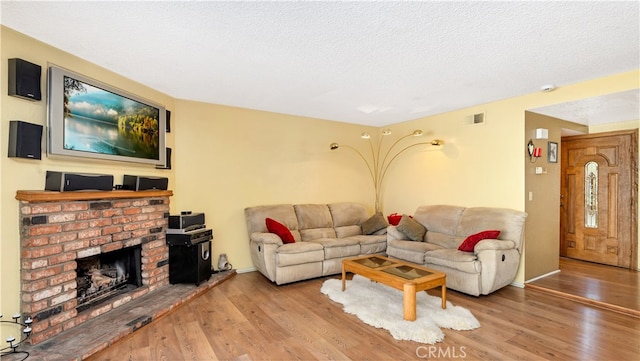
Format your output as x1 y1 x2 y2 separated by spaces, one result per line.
45 171 114 192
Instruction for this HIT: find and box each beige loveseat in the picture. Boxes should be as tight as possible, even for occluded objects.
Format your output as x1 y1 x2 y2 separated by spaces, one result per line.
244 203 387 285
386 205 527 296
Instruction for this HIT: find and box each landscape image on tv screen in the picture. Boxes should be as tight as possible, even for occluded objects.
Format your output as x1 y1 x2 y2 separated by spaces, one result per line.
63 76 160 160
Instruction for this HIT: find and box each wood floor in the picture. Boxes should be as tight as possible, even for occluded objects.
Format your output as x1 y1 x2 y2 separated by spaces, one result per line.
526 257 640 317
88 269 640 361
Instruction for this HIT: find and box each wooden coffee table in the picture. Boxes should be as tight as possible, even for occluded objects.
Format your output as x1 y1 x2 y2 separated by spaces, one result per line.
342 255 446 321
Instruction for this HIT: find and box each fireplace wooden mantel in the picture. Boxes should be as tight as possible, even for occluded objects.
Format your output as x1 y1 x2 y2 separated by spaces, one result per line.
16 189 173 202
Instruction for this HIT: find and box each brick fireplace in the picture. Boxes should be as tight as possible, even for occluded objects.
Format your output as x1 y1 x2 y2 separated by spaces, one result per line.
16 189 172 345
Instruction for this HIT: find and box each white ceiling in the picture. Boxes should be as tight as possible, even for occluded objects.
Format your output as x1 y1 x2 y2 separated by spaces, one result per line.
1 1 638 127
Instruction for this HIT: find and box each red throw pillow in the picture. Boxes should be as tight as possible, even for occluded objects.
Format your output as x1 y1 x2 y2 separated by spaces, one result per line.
387 213 412 226
458 230 501 252
265 218 295 244
387 213 402 226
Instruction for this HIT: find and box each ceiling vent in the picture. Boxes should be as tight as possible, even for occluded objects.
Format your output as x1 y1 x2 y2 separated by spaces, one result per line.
463 112 486 125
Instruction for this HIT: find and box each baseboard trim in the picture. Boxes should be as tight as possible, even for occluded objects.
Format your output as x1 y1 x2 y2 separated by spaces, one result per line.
236 266 257 274
524 269 561 284
526 283 640 318
509 281 524 288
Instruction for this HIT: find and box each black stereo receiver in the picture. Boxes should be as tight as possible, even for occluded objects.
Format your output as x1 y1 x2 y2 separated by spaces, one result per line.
168 212 205 230
166 228 213 247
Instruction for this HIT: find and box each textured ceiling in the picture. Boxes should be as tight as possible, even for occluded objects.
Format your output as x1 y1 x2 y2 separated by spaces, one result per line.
1 1 638 126
531 89 639 125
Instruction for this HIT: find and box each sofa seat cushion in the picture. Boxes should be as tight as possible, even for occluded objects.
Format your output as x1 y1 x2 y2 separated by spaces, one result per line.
345 234 387 254
389 239 444 253
309 238 360 259
276 242 324 267
424 249 481 274
387 239 444 264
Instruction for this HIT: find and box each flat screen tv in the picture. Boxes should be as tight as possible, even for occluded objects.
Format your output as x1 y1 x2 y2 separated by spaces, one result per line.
47 66 166 166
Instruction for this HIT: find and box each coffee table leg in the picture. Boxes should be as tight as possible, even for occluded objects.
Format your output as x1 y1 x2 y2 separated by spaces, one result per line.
341 266 346 291
441 284 447 309
403 283 417 321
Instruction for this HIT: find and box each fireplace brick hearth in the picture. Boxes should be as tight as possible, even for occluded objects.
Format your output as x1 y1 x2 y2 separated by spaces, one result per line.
16 190 173 345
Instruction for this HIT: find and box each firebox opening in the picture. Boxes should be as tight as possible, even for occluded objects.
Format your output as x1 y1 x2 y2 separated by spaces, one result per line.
76 245 142 313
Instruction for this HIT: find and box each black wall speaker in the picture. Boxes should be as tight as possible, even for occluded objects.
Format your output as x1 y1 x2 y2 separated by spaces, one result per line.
166 110 171 133
8 58 42 101
155 147 172 170
122 175 169 191
45 171 114 192
8 120 43 160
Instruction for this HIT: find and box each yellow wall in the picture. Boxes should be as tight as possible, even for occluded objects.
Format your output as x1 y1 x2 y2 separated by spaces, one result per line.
363 71 638 285
0 27 175 320
1 26 639 323
590 120 639 133
171 99 376 274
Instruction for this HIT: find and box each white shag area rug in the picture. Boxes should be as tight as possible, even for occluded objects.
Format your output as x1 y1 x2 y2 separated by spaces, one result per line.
320 275 480 344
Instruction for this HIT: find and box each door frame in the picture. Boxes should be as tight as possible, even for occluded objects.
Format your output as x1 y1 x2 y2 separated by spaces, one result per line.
560 129 638 270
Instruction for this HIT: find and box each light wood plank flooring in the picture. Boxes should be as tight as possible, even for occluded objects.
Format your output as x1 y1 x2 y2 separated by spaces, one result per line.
88 270 639 361
526 257 640 317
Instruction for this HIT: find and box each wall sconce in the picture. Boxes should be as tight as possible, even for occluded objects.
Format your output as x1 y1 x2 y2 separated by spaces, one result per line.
527 139 542 162
330 129 443 212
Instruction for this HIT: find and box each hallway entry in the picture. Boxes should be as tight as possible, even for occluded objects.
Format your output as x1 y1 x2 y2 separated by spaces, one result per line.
560 129 638 269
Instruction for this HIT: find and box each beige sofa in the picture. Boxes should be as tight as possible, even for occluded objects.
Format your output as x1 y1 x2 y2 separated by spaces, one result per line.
244 203 386 285
386 205 527 296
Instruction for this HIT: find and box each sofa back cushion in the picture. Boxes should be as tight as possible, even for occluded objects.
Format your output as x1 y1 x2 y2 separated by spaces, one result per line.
414 205 465 248
328 202 369 237
294 204 337 241
456 207 528 252
244 204 301 242
328 202 368 226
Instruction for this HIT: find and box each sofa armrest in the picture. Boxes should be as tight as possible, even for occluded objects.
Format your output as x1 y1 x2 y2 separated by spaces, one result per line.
250 232 284 245
386 225 409 241
475 241 520 295
474 239 516 254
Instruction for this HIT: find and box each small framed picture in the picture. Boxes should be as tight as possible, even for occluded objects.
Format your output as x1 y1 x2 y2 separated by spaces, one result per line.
548 142 558 163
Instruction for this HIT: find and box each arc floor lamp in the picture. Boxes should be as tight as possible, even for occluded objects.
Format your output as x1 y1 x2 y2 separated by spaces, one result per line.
330 129 443 212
